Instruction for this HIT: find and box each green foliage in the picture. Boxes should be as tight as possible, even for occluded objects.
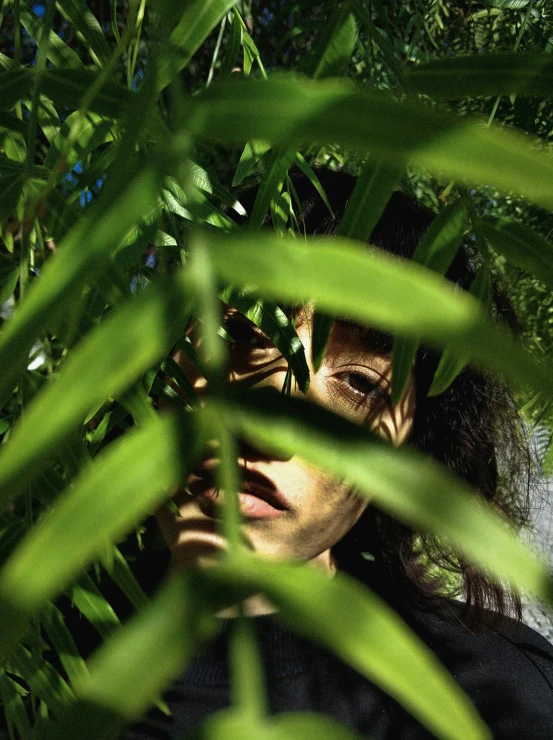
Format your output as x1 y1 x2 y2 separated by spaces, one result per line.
0 1 553 739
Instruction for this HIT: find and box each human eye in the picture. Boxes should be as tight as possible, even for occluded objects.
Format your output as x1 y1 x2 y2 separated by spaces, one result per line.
333 369 391 412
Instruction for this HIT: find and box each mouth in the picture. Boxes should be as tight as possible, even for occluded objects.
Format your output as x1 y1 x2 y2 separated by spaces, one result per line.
189 462 290 520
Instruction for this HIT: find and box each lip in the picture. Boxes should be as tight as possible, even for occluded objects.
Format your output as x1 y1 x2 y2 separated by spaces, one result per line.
190 461 290 519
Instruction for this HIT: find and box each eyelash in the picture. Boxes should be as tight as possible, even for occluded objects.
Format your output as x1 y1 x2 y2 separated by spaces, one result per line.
333 371 391 411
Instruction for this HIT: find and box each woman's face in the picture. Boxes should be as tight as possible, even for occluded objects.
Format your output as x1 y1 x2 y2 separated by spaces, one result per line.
156 308 416 574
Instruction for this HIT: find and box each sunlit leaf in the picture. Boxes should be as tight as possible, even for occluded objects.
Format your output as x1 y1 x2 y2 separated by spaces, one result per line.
202 229 552 398
55 0 111 66
202 556 491 740
221 287 310 392
219 391 552 602
0 410 198 659
188 76 553 211
0 271 194 504
156 0 240 91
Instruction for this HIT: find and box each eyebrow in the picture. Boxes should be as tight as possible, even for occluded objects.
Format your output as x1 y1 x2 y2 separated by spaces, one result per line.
332 319 394 356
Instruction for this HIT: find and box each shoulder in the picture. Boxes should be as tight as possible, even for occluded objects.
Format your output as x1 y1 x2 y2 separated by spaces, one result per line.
407 599 553 737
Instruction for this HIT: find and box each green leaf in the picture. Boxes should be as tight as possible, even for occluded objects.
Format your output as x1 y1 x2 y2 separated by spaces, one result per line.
40 573 218 740
0 176 24 231
0 70 32 111
202 229 553 398
156 0 240 92
203 556 491 740
8 643 74 715
220 287 310 393
20 3 83 69
220 391 553 602
392 199 467 403
303 2 357 79
220 10 242 78
0 673 33 740
188 76 553 211
232 139 270 187
0 410 198 659
40 69 132 118
55 0 111 66
351 0 407 90
70 574 121 641
479 217 553 290
429 264 492 396
0 111 28 135
100 545 149 612
0 156 164 411
40 603 89 686
0 271 194 503
203 710 365 740
248 145 297 229
338 157 401 243
481 0 530 7
43 111 117 174
406 53 553 100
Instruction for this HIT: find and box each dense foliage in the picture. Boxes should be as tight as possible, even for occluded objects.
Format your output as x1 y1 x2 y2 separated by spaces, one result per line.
1 1 553 739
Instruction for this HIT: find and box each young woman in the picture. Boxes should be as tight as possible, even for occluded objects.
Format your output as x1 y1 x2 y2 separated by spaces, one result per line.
142 170 553 739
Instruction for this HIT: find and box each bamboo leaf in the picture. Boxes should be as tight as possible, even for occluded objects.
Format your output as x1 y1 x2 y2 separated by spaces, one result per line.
70 575 121 641
0 410 198 660
20 3 83 69
0 271 194 504
188 76 553 211
40 573 219 740
43 111 117 174
248 145 297 229
392 199 467 403
0 70 33 111
219 391 553 602
0 673 33 740
406 53 553 100
303 2 357 79
220 287 310 393
232 140 270 187
203 710 364 740
0 156 164 411
8 644 74 715
100 546 149 612
479 217 553 290
429 264 492 396
40 603 89 686
55 0 111 66
40 69 132 118
202 556 491 740
202 229 553 398
156 0 240 92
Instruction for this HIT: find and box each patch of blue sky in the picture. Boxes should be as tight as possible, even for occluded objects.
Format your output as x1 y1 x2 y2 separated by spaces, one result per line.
33 2 45 18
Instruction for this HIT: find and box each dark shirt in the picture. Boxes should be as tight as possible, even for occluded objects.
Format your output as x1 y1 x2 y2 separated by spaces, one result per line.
125 601 553 739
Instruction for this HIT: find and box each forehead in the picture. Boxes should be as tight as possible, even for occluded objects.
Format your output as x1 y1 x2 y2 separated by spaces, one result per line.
292 305 393 356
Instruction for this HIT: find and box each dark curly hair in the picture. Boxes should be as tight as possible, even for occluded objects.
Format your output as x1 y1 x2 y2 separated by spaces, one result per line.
240 167 534 624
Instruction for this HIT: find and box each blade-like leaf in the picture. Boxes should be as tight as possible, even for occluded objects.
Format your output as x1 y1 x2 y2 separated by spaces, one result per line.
0 410 198 659
188 76 553 212
428 264 491 396
43 111 116 174
55 0 111 66
40 603 89 686
8 643 74 715
202 230 553 398
0 673 33 740
40 69 132 118
220 287 310 393
40 573 219 740
70 575 121 641
391 199 467 403
406 52 553 100
0 156 163 410
303 2 357 79
156 0 239 92
202 710 365 740
0 271 194 504
202 557 491 740
20 3 83 69
479 217 553 290
0 70 32 111
248 145 298 230
220 392 553 600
